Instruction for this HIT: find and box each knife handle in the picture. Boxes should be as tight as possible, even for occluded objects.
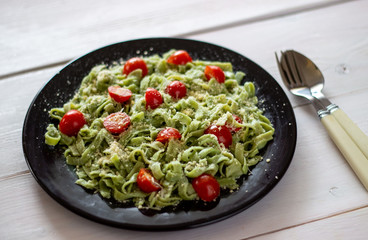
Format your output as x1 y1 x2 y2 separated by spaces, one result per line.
321 114 368 191
331 108 368 159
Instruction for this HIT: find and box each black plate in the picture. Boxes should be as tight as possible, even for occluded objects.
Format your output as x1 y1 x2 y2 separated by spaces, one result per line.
23 38 296 230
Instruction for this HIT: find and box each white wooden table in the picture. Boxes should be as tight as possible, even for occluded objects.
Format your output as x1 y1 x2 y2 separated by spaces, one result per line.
1 0 368 239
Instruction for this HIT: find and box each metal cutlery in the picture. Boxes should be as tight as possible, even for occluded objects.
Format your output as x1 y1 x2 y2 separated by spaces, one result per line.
276 50 368 190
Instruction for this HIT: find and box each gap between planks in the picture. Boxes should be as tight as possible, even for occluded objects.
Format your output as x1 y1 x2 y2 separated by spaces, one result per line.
0 0 353 81
0 59 70 81
0 170 30 182
245 204 368 239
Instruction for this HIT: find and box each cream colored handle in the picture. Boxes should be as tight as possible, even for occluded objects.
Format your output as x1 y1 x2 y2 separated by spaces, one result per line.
321 114 368 191
331 108 368 159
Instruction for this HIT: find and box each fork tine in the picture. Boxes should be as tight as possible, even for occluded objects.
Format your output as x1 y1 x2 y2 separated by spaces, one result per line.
280 51 297 88
275 51 291 89
275 52 288 86
284 50 305 88
292 51 309 87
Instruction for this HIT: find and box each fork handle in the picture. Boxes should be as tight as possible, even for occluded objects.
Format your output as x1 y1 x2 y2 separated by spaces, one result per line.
330 108 368 159
321 114 368 191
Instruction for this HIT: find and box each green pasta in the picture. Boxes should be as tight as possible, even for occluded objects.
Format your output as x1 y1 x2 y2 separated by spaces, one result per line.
45 50 274 210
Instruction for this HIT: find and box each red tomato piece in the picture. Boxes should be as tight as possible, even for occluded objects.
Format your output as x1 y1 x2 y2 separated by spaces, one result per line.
137 168 161 193
145 88 163 110
192 174 220 202
123 57 148 77
204 125 232 148
59 110 86 136
165 81 187 99
227 114 243 133
156 127 182 144
108 86 132 103
167 50 192 65
103 112 131 134
204 65 225 83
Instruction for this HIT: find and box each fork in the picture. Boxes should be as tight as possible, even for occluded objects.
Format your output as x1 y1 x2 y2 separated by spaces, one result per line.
276 50 368 191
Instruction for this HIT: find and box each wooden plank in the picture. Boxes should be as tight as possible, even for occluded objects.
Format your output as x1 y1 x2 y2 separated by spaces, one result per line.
0 0 347 77
249 206 368 239
1 89 368 239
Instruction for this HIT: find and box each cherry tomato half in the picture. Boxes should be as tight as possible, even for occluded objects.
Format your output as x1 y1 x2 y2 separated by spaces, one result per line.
137 168 161 193
165 81 187 99
108 86 132 103
156 127 182 144
123 57 148 77
205 125 232 148
227 114 243 133
103 112 131 134
145 88 163 110
167 50 192 65
59 110 86 136
204 65 225 83
192 174 220 202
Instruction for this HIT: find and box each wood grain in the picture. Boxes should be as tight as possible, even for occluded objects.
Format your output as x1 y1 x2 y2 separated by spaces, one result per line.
1 0 368 239
0 0 347 77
